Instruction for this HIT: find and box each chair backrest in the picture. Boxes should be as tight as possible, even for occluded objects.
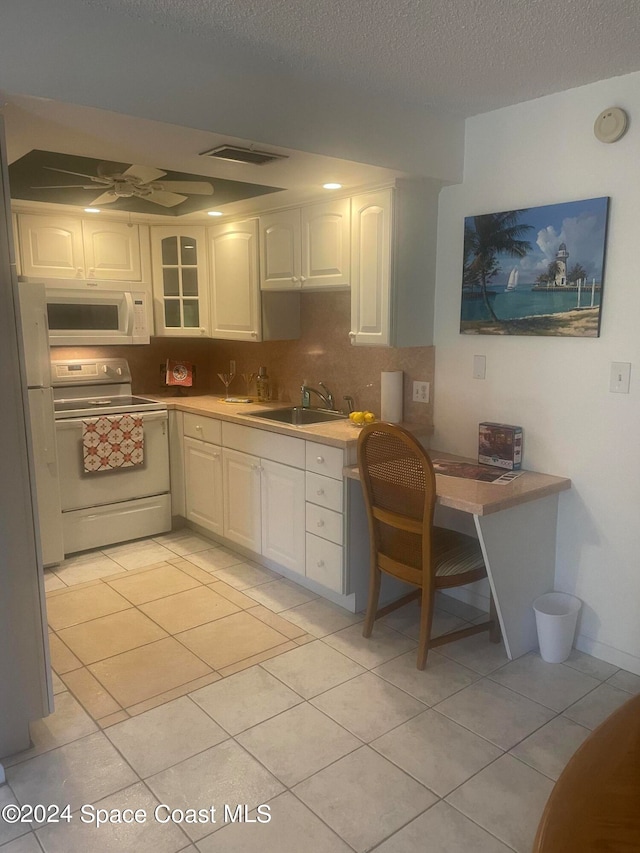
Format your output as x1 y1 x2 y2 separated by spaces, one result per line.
357 423 436 586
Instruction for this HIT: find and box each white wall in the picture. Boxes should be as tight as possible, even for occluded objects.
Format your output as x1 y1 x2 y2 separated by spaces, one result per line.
434 72 640 673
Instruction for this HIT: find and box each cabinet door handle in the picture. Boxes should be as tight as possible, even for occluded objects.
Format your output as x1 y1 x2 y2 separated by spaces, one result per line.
317 520 325 528
317 560 325 568
195 424 203 431
316 489 325 496
300 275 307 282
212 452 220 458
292 276 299 283
250 331 258 338
76 267 84 278
316 456 324 464
348 331 356 338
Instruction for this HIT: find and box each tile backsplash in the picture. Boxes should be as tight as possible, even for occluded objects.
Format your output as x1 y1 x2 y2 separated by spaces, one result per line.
52 292 435 425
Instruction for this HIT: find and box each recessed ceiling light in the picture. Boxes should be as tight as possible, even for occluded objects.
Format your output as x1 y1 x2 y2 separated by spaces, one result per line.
84 207 101 213
323 183 342 190
207 210 223 217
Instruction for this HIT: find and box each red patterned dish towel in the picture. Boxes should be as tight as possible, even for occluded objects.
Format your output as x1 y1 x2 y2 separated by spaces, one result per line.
82 414 144 473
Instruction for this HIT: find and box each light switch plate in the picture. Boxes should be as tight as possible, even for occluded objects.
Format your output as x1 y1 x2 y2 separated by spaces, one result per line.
473 355 486 380
610 362 631 393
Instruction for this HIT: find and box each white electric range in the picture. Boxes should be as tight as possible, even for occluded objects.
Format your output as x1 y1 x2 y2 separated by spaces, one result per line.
51 358 171 554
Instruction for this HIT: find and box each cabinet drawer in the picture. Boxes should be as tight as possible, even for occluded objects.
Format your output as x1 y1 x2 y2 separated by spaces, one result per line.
305 533 343 593
306 503 343 546
305 472 343 513
305 441 344 480
183 412 222 445
223 422 305 468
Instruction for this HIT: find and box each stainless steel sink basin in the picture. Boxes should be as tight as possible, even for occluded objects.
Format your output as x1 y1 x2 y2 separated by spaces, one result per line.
246 407 348 425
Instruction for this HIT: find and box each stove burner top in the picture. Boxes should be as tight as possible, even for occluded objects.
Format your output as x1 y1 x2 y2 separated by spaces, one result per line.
53 395 167 419
55 396 156 413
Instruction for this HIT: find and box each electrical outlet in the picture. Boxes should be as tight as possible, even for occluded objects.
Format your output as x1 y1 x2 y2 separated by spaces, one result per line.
413 381 430 403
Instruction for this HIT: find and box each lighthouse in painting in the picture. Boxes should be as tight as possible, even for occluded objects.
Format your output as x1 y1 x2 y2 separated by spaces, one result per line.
554 242 569 286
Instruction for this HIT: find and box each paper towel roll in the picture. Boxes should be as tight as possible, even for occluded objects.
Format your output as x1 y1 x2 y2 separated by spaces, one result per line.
381 371 403 423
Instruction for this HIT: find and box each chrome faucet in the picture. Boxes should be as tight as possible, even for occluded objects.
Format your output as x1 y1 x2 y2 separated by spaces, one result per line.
300 382 335 410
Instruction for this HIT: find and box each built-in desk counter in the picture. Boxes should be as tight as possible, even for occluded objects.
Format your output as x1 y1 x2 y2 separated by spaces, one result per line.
345 450 572 661
343 450 571 515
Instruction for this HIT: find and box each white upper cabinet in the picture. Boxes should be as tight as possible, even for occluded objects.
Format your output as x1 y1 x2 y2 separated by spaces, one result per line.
18 214 141 281
260 198 350 291
301 198 350 289
208 218 261 341
260 208 301 290
350 180 439 347
350 190 392 346
81 219 141 280
150 226 210 337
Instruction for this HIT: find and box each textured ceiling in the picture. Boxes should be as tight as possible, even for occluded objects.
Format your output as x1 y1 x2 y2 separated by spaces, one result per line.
83 0 640 116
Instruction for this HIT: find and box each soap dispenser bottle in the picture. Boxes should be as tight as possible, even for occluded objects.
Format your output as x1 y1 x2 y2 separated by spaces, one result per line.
256 366 271 402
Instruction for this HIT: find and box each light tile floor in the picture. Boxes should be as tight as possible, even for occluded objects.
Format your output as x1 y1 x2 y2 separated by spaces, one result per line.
1 530 638 852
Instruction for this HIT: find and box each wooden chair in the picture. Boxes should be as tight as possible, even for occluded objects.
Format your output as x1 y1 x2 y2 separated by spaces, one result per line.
357 422 500 669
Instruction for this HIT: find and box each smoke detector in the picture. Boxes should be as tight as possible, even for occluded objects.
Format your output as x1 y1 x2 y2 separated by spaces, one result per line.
594 107 629 143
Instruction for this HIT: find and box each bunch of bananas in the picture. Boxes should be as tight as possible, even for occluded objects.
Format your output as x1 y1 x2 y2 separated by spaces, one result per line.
348 410 376 425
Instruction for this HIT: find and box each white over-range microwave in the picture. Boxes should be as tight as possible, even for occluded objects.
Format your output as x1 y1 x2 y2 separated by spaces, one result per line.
21 278 151 345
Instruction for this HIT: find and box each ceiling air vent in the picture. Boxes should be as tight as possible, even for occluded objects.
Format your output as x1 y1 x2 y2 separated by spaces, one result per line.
199 145 289 166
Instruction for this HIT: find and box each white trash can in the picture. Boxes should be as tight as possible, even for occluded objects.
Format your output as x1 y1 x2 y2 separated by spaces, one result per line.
533 592 582 663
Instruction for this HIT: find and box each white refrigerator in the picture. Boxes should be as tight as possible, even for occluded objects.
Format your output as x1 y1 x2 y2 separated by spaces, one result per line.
18 281 64 566
0 114 52 759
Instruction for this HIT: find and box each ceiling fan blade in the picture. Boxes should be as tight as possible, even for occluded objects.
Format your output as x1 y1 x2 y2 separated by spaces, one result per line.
143 189 188 207
153 181 214 195
44 166 109 184
90 191 119 205
123 164 167 184
31 184 99 190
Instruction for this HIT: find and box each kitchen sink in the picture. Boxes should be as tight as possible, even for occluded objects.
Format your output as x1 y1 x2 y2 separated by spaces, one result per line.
246 407 348 425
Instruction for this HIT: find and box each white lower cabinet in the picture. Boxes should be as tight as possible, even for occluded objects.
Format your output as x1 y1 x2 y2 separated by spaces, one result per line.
304 440 346 595
261 459 306 574
305 532 344 592
184 436 223 535
178 414 348 595
222 448 262 552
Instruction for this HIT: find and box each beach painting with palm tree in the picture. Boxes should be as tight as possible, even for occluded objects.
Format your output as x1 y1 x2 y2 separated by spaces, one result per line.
461 197 609 336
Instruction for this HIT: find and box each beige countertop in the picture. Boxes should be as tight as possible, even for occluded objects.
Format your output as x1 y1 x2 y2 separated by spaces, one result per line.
146 393 433 451
344 449 571 516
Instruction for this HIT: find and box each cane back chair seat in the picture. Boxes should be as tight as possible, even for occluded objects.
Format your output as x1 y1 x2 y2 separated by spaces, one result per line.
357 422 500 669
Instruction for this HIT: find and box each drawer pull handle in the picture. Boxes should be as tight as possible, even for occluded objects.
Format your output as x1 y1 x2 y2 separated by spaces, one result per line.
317 560 325 567
316 456 324 463
317 520 325 527
196 424 202 430
316 489 324 496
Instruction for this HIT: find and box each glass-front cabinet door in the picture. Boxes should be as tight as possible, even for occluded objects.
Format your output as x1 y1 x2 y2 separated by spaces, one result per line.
151 226 209 336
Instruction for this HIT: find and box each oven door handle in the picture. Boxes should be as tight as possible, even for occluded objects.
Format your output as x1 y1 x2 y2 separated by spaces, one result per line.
55 410 168 428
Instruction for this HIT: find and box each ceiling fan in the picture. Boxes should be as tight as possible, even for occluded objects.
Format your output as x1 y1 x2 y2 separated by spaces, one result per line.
33 163 214 207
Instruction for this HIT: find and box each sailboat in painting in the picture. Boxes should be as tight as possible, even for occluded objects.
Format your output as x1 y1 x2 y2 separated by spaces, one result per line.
506 267 519 291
